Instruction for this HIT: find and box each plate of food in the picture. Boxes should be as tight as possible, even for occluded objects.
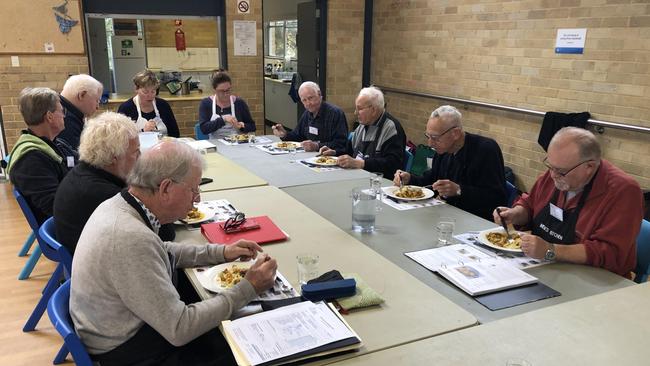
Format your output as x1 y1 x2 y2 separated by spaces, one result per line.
272 141 301 150
178 206 216 225
305 156 339 166
226 134 250 143
477 227 523 253
199 261 253 293
383 185 436 201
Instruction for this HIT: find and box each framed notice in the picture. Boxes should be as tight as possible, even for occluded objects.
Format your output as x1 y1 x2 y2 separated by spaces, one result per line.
555 28 587 54
0 0 85 54
233 20 256 56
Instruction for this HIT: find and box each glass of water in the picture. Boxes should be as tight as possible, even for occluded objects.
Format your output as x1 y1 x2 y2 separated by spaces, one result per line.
287 144 297 162
436 216 456 246
297 253 319 285
351 187 378 233
369 172 383 211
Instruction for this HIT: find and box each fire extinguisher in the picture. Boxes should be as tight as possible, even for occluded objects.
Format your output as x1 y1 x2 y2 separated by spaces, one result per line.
175 27 186 51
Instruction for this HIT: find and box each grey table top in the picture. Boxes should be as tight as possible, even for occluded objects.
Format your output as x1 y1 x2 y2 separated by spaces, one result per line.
327 282 650 366
282 178 634 323
212 136 371 188
176 186 478 365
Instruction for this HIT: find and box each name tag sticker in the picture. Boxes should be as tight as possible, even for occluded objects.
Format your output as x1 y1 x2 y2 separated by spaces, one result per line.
66 156 75 168
309 126 318 135
550 203 563 222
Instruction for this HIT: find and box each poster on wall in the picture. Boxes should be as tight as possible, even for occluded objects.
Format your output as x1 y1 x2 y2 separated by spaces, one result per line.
234 20 256 56
555 28 587 54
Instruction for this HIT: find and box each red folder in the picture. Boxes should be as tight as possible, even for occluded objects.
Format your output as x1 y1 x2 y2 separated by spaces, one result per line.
201 215 287 245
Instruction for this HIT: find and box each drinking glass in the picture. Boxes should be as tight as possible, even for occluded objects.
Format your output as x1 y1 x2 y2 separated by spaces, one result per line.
287 145 297 162
297 253 319 285
436 217 456 246
369 172 384 211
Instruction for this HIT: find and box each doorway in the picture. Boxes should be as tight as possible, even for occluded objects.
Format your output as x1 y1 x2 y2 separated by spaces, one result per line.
262 0 327 134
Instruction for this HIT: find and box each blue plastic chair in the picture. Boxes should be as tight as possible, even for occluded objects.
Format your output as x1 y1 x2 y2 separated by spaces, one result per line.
634 219 650 284
505 181 518 207
195 122 209 140
23 217 70 332
5 154 38 263
47 280 93 366
13 188 43 280
347 131 354 141
404 149 414 172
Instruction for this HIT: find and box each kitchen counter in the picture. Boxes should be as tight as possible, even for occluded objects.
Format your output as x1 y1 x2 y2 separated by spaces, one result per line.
106 90 206 103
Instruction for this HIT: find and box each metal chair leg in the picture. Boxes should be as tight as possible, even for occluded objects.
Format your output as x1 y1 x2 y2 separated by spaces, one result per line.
18 245 42 280
17 231 36 257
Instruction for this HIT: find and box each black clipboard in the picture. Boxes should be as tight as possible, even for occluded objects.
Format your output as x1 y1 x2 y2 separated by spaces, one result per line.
474 282 561 311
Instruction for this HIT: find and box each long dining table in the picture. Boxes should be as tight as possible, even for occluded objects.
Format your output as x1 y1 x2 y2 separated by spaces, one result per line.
282 178 634 323
175 185 478 365
199 152 268 192
325 282 650 366
211 136 372 188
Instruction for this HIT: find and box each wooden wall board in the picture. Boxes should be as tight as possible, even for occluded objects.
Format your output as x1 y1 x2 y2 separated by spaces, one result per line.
0 0 85 54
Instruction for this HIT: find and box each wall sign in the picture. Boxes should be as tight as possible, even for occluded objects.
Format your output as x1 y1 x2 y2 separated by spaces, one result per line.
233 20 256 56
555 28 587 54
237 0 251 14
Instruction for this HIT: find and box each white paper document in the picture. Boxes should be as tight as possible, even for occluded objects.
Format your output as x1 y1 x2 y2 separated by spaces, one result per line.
405 244 495 272
223 301 358 365
438 258 538 296
184 139 218 151
453 232 548 270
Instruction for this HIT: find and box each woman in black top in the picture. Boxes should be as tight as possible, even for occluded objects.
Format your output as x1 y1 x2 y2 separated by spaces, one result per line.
197 69 255 139
117 70 180 137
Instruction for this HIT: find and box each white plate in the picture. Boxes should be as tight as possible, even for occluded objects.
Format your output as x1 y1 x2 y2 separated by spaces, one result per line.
304 156 339 166
383 186 436 201
477 227 523 253
199 261 253 293
272 141 301 150
176 206 216 225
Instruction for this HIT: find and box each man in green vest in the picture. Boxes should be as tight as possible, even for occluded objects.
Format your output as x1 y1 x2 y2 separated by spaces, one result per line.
8 87 69 224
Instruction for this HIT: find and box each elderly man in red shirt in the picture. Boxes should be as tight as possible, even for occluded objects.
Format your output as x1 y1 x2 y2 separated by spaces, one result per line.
495 127 644 277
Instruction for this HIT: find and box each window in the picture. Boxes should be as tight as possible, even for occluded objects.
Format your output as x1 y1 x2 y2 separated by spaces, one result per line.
265 20 297 59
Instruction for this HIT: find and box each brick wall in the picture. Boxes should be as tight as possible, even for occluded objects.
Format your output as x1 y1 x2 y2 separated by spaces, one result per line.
326 0 366 128
371 0 650 191
0 55 89 151
144 19 219 48
226 1 264 132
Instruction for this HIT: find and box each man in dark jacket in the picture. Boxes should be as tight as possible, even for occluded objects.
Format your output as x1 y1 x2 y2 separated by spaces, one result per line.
8 87 69 225
394 105 507 220
57 74 103 151
320 86 405 179
272 81 348 152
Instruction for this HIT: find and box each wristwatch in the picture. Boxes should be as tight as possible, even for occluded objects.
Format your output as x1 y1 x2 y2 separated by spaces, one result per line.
544 244 556 261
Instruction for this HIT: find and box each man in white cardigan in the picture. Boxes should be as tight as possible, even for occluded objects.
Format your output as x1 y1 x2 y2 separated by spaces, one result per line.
70 140 277 365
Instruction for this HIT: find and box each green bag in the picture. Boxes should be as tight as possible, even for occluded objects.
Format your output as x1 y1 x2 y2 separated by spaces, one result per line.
335 273 385 311
410 144 435 176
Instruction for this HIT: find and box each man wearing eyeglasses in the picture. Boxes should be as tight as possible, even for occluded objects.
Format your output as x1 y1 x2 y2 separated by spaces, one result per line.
320 86 406 178
393 105 507 221
272 81 348 152
495 127 643 277
71 140 278 365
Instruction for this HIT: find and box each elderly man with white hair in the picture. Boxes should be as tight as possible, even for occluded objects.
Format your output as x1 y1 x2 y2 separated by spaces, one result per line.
320 86 406 178
71 140 277 365
57 74 103 151
495 127 643 277
394 105 507 220
54 111 151 255
272 81 348 151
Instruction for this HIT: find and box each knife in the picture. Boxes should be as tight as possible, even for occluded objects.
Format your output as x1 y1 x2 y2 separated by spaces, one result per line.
495 207 514 242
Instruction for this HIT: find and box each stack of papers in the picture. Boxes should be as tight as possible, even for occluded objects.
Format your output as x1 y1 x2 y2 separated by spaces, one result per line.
405 244 538 296
222 301 361 365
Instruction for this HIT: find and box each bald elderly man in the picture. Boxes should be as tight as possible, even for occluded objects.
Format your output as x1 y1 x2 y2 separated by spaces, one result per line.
495 127 643 277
